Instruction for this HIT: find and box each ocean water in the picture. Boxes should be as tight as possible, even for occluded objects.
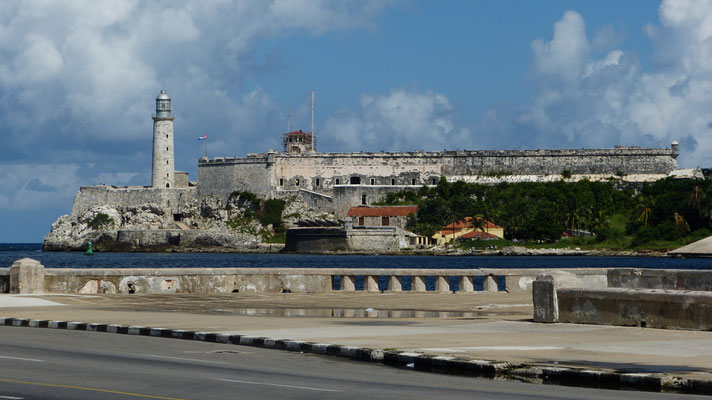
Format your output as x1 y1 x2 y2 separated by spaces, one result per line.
3 243 712 270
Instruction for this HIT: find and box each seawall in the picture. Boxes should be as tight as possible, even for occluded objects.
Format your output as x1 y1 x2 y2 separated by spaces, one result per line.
1 259 607 295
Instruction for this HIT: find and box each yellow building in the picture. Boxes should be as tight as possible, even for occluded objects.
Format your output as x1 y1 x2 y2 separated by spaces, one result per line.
432 217 504 245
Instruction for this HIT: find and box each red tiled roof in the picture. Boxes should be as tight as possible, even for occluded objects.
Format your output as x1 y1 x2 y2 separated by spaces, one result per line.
285 130 312 136
459 230 499 240
347 206 418 217
441 216 501 230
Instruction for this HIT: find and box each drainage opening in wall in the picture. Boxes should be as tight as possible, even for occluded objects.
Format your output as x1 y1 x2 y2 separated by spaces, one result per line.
127 282 136 294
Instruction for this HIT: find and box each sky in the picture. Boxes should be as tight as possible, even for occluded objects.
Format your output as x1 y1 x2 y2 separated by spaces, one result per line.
1 0 712 242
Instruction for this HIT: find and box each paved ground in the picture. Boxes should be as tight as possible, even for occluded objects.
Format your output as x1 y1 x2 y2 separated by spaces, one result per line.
2 291 712 382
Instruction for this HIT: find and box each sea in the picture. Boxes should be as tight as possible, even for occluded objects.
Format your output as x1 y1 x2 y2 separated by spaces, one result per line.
3 243 712 270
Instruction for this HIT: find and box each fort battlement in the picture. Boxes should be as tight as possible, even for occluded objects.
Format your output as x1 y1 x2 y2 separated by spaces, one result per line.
197 144 681 207
70 186 196 218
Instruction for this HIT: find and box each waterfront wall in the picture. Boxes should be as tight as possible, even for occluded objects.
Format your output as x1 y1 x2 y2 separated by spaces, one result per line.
3 259 607 295
533 269 712 331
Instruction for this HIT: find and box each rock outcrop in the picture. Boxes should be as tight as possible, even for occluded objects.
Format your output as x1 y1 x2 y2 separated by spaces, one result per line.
43 192 265 252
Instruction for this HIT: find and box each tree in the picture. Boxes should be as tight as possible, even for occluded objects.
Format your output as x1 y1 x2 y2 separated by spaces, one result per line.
689 185 705 217
674 212 690 235
637 195 654 227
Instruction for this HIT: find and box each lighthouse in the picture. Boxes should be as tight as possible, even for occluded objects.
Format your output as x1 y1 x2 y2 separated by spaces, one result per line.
151 90 175 188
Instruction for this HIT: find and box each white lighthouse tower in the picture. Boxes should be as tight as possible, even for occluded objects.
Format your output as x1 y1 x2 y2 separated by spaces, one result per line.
151 90 175 188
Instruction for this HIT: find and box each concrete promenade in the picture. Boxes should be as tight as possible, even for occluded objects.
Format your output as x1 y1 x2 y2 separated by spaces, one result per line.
2 291 712 393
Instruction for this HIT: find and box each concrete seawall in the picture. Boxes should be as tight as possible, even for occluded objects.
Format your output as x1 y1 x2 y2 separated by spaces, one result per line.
2 259 607 295
533 268 712 331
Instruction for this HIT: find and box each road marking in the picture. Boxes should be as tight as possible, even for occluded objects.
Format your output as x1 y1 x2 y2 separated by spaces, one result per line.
0 356 44 362
0 396 24 399
145 354 230 364
215 378 341 392
0 378 188 400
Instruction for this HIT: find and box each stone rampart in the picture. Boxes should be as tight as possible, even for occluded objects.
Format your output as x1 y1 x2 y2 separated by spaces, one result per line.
71 186 196 218
197 145 679 205
198 155 274 201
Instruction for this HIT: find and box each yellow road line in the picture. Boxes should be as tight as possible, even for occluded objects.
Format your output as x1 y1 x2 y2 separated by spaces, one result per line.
0 378 190 400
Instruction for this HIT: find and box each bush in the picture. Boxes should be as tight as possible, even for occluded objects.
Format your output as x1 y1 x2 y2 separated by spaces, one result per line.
260 199 285 228
88 213 114 230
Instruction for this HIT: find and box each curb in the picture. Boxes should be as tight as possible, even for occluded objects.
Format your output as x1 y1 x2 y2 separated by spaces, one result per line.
2 316 710 395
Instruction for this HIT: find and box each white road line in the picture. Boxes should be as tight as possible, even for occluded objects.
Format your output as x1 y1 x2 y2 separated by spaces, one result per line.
0 355 44 362
145 354 230 364
0 396 24 399
215 378 341 392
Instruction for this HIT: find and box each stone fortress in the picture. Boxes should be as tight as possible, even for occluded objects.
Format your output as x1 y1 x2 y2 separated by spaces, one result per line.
43 90 700 251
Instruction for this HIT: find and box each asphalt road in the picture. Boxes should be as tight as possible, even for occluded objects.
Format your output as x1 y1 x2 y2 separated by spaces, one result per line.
0 326 705 400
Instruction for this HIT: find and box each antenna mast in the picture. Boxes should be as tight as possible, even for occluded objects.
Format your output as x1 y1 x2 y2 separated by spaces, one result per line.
287 103 291 132
311 90 315 152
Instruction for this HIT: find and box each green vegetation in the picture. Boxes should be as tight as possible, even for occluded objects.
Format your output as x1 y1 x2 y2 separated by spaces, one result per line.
379 177 712 251
225 191 287 243
87 213 114 230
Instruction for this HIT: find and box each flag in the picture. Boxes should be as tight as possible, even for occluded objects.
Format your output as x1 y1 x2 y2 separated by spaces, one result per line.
198 134 207 140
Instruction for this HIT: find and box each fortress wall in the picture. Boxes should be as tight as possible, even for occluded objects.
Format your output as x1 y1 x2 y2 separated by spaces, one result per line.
274 153 445 192
70 186 197 218
198 156 273 201
333 185 427 216
449 148 678 176
196 146 678 208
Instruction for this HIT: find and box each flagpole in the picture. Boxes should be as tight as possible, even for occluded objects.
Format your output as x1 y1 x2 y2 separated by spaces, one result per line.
205 136 208 159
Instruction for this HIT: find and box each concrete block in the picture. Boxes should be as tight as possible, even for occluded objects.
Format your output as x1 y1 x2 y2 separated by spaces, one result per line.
10 258 44 294
435 276 450 292
388 276 402 292
48 321 67 329
365 276 379 292
460 276 474 292
342 275 355 291
533 275 558 323
412 276 427 292
29 319 48 328
483 275 498 292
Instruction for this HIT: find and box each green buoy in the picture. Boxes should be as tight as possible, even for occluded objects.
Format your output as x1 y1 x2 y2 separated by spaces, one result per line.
85 241 94 256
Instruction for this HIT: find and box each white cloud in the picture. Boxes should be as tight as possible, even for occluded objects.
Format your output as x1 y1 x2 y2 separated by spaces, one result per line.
324 88 469 152
477 2 712 167
0 0 396 237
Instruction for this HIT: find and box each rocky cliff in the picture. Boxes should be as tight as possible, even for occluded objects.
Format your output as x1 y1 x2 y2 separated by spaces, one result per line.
43 186 335 252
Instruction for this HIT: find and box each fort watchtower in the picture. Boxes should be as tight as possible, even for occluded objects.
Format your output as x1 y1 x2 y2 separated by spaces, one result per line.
282 130 315 154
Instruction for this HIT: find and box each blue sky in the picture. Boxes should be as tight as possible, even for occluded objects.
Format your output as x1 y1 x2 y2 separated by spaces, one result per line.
1 0 710 242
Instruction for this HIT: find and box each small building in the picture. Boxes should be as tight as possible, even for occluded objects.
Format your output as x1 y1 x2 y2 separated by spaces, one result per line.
346 205 418 228
432 217 504 245
282 130 315 154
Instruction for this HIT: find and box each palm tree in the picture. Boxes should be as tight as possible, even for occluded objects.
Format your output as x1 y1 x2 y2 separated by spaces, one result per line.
444 204 467 247
689 185 705 217
674 212 690 235
637 195 654 227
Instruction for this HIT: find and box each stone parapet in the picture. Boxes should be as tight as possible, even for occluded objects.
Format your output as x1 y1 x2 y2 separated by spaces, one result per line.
10 258 45 294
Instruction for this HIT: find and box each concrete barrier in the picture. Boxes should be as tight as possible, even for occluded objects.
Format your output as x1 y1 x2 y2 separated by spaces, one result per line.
3 258 609 295
534 268 712 331
608 268 712 291
557 288 712 330
0 268 8 293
